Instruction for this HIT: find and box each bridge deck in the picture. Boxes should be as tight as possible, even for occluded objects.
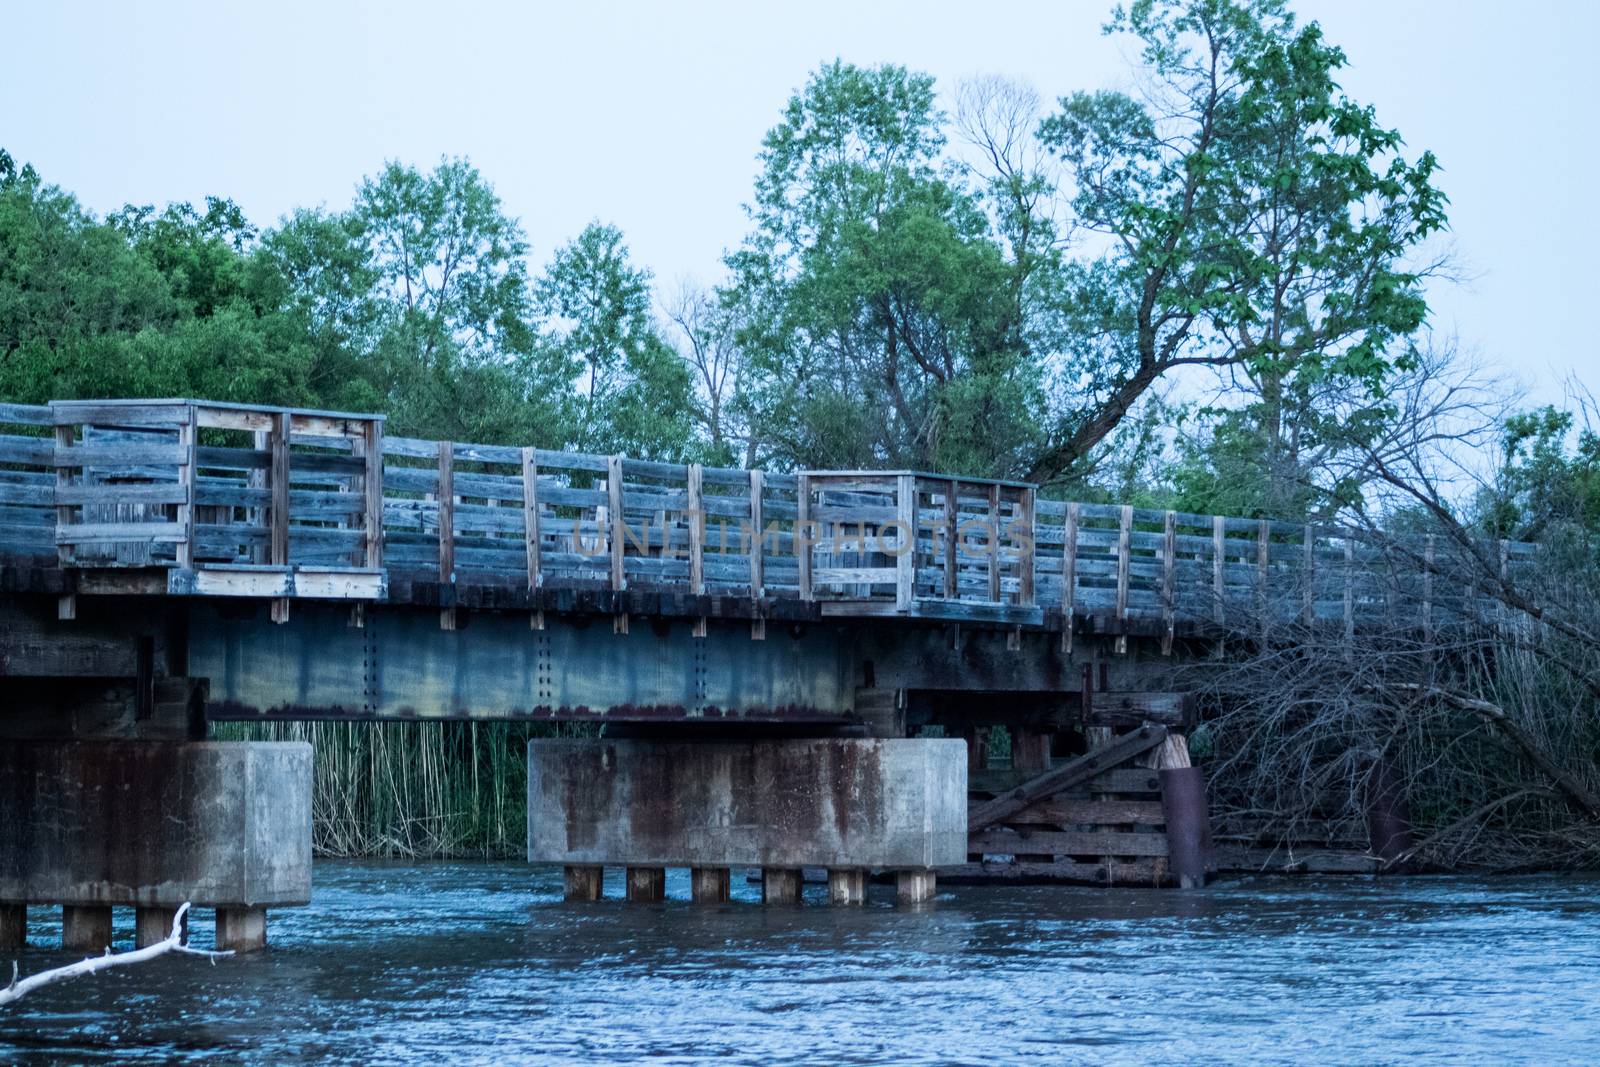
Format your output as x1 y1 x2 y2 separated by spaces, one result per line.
1 398 1532 635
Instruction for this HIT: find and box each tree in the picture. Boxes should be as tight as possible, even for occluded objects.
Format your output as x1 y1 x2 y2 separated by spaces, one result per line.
536 222 692 458
351 158 557 443
663 282 749 466
723 61 1044 476
1031 0 1449 501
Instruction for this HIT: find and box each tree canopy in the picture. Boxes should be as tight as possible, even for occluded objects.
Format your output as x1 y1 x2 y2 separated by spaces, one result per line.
0 0 1500 530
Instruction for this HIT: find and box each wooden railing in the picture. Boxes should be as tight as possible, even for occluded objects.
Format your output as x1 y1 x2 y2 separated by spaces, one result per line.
0 399 1539 634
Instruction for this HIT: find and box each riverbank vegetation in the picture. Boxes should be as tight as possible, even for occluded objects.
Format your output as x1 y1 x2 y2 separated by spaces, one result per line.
4 0 1595 864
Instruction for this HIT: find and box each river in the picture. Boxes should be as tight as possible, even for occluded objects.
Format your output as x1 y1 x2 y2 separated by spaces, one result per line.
2 863 1597 1064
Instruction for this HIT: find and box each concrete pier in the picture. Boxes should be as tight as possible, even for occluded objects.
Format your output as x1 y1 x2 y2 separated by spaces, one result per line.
690 867 731 904
762 868 802 904
0 904 24 952
563 866 604 901
62 905 112 953
217 907 267 952
827 869 867 905
0 742 312 952
135 906 184 949
528 739 966 880
625 867 666 902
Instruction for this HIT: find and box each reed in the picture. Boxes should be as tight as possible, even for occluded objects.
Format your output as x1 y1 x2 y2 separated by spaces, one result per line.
212 720 597 858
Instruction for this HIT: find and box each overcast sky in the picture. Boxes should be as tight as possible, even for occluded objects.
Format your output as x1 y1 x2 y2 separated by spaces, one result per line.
5 0 1595 406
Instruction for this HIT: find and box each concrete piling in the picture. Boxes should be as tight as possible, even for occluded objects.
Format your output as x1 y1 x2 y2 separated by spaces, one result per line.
690 867 730 904
216 907 268 952
62 905 113 953
625 867 666 903
135 906 184 949
0 904 25 952
827 869 867 905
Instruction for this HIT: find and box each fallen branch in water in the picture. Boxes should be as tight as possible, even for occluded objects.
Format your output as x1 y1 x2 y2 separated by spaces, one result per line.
0 902 232 1008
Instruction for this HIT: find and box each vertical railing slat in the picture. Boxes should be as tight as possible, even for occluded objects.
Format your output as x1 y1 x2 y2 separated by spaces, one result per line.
437 440 456 631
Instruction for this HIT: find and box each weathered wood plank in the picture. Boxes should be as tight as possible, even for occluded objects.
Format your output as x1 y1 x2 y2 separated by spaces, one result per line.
1005 798 1167 826
968 725 1167 829
968 829 1169 857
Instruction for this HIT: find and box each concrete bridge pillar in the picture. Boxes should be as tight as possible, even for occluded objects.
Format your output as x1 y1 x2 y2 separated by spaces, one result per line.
529 739 966 908
0 741 312 953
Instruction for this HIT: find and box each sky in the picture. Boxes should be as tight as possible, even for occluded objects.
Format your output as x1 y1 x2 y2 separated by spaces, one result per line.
4 0 1596 407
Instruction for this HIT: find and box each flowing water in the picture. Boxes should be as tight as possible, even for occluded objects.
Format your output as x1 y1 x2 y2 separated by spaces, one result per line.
2 863 1597 1065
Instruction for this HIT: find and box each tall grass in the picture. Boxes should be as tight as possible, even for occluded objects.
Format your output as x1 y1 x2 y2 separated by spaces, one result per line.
213 720 596 858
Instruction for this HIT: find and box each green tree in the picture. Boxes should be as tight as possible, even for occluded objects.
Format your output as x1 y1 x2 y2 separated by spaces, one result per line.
350 158 558 443
723 61 1044 476
536 222 692 458
1032 0 1448 505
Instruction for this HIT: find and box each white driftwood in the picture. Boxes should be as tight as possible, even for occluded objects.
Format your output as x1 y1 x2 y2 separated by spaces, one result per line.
0 902 232 1007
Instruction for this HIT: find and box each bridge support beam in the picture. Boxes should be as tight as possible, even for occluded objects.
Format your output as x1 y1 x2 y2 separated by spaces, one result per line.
0 741 312 952
529 739 966 905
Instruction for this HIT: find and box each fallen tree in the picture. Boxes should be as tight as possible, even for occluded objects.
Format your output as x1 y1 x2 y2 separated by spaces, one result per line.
0 903 231 1008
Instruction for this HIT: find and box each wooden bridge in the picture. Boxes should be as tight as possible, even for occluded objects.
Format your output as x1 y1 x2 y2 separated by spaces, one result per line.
0 397 1524 926
0 397 1531 639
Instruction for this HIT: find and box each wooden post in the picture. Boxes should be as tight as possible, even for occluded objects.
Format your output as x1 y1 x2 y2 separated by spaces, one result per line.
896 473 915 612
269 411 291 624
54 419 76 620
690 867 730 904
1062 502 1079 652
797 473 812 602
689 463 706 637
827 868 867 905
943 478 958 601
176 402 197 571
522 446 543 630
987 483 1002 604
1114 504 1132 654
362 419 384 572
1211 515 1225 626
625 867 665 902
749 469 765 640
563 865 603 901
1422 534 1435 642
1161 509 1176 654
438 440 457 631
1018 487 1037 608
609 454 627 634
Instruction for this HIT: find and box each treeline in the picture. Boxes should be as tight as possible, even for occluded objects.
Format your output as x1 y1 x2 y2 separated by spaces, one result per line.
6 0 1456 519
5 0 1596 861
